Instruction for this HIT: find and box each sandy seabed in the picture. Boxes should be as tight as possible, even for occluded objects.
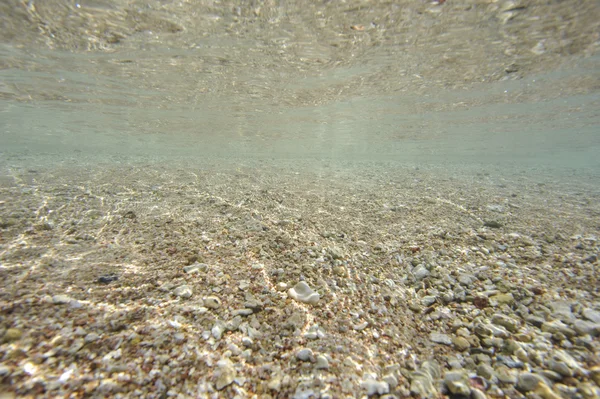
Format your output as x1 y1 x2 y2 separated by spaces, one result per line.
0 156 599 398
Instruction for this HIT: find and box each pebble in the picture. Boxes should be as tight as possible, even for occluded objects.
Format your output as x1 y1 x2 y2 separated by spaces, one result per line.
421 295 437 306
453 336 470 351
492 313 520 332
315 355 329 369
215 360 236 390
361 377 390 396
52 295 71 304
288 281 320 305
212 321 226 340
582 308 600 323
517 373 544 392
429 332 452 345
413 265 430 280
204 296 221 309
183 262 207 273
296 348 314 362
410 361 440 398
173 285 192 299
489 293 514 305
4 328 22 342
444 370 471 396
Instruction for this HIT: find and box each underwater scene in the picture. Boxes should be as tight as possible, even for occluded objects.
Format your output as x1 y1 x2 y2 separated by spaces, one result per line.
0 1 599 398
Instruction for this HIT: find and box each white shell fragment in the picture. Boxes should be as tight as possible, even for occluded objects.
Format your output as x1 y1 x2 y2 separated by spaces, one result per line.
288 281 320 305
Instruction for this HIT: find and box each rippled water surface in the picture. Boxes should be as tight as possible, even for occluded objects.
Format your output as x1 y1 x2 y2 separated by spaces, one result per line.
1 0 599 174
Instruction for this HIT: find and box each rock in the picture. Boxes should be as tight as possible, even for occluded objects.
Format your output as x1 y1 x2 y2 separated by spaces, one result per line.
444 370 471 396
541 320 576 338
582 308 600 323
173 285 192 299
315 355 329 369
453 336 470 352
473 323 494 338
477 363 495 380
489 293 514 305
215 361 236 390
492 314 520 332
97 378 123 394
383 374 398 389
413 265 430 281
548 301 574 321
296 348 314 362
84 332 100 343
204 296 221 309
421 296 437 306
548 359 573 377
495 365 517 385
212 321 226 340
3 328 22 342
362 378 390 396
288 282 320 305
410 361 440 398
517 372 546 392
183 262 208 273
52 295 72 304
429 332 452 345
471 388 489 399
232 309 253 317
573 319 600 337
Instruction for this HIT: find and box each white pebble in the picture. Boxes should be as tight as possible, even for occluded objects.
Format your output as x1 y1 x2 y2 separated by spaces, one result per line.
288 282 320 305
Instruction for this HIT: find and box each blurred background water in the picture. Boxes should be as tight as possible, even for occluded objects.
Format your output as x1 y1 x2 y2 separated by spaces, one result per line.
1 0 599 176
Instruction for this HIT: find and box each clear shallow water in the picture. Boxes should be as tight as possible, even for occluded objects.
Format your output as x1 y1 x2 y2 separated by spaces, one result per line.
1 1 599 181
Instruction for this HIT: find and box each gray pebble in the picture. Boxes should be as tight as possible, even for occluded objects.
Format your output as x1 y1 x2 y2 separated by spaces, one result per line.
315 355 329 369
173 285 192 299
582 308 600 323
492 314 520 333
362 378 390 396
296 348 314 362
429 332 452 345
516 372 546 392
204 296 221 309
413 265 430 281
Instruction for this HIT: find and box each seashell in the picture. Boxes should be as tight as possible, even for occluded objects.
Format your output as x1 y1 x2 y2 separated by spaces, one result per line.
288 282 320 305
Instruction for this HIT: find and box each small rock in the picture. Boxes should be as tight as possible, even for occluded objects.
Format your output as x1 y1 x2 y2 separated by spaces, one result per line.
573 319 600 337
517 372 546 392
495 365 517 384
383 374 398 389
489 293 514 305
97 274 118 284
477 363 495 380
52 295 71 304
4 328 22 342
410 361 440 398
232 309 253 317
296 348 314 362
173 285 192 299
430 332 452 345
421 296 437 306
582 308 600 323
183 263 207 273
315 355 329 369
413 265 430 281
288 282 320 305
84 332 100 343
453 336 470 352
204 296 221 309
212 321 226 340
444 370 471 396
215 362 236 390
362 378 390 396
492 314 520 333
